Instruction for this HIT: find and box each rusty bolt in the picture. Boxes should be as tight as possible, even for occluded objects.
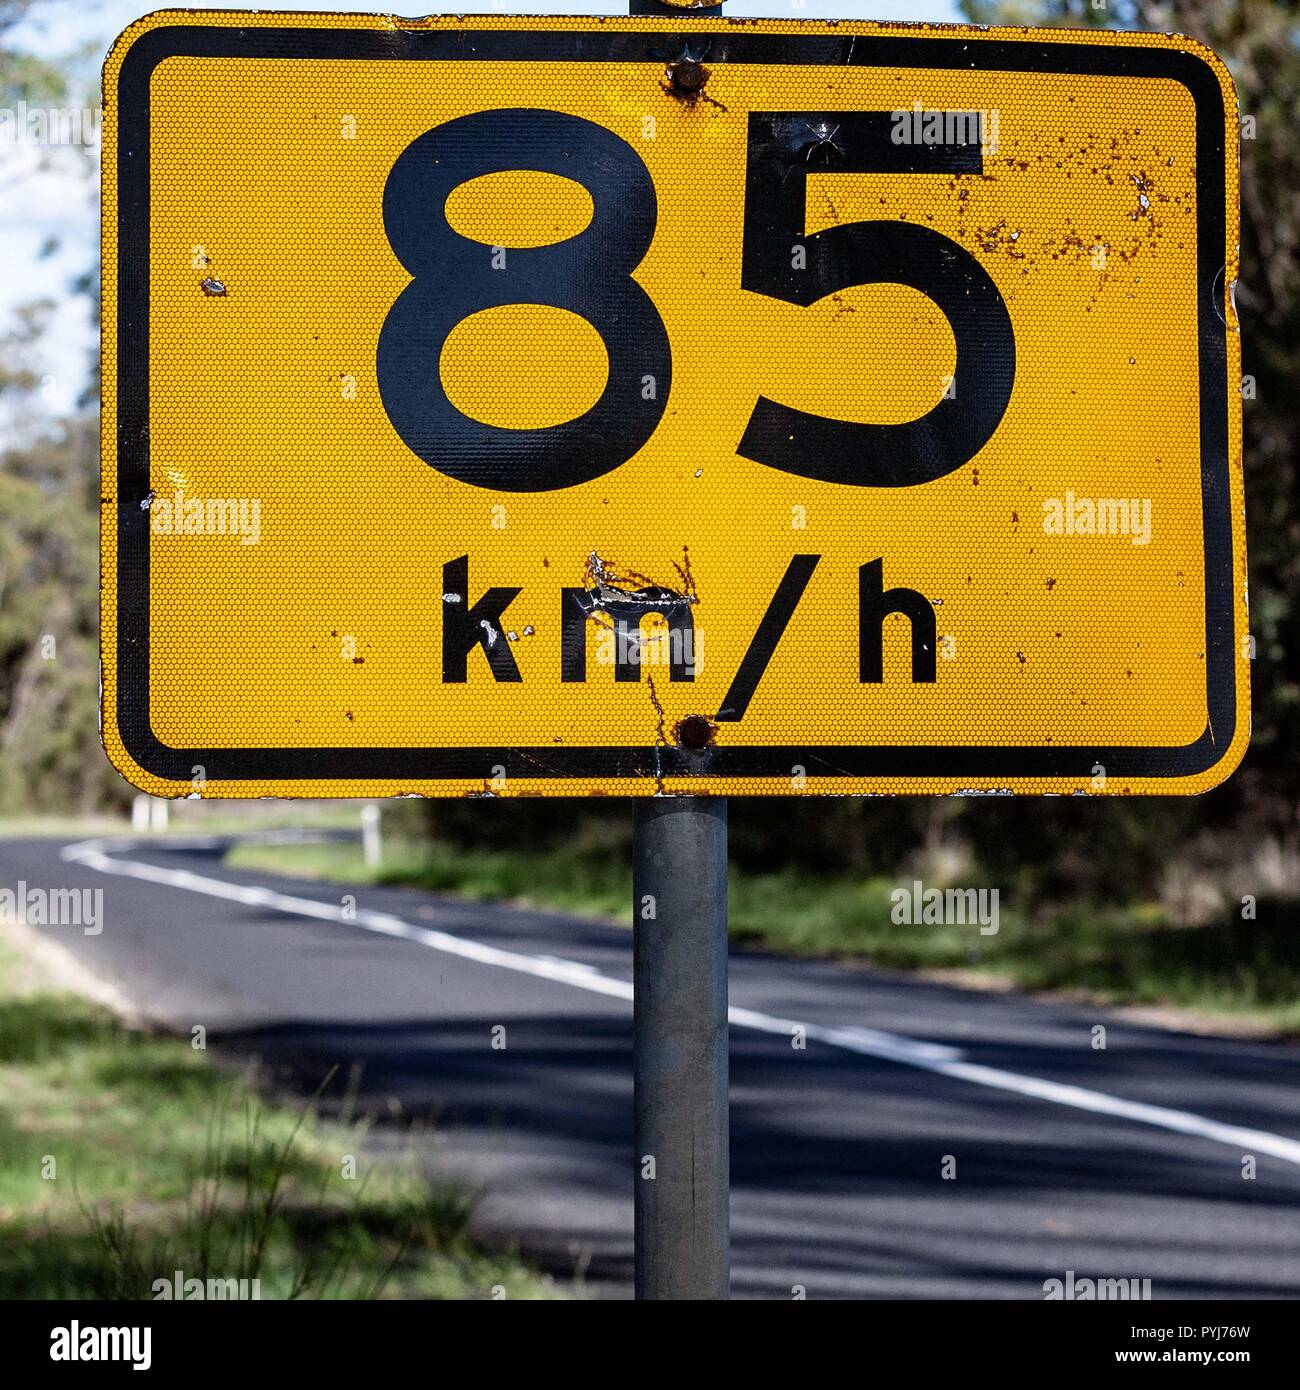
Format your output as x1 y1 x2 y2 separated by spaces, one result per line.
667 60 709 97
674 714 717 750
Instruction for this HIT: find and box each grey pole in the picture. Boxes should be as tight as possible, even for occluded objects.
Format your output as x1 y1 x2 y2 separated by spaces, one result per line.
632 797 730 1299
626 0 728 1301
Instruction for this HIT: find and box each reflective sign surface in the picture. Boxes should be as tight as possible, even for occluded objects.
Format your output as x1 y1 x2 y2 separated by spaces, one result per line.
101 12 1247 797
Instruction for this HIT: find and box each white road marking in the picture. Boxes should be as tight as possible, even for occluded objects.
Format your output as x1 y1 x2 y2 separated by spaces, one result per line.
62 835 1300 1168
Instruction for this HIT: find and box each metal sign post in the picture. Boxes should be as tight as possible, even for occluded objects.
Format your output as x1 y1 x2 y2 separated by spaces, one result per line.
627 0 730 1311
633 797 730 1299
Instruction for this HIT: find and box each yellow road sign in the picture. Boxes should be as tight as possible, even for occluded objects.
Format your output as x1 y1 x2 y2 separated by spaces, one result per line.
101 11 1247 798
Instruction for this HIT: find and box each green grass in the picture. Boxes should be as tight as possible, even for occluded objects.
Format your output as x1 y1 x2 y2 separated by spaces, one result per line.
230 835 633 922
0 934 562 1299
226 837 1300 1035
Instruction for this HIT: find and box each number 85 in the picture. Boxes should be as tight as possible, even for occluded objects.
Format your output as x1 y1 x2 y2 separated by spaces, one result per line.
376 107 1014 492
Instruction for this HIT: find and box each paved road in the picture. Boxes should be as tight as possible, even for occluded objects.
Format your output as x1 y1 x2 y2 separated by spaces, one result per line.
6 831 1300 1299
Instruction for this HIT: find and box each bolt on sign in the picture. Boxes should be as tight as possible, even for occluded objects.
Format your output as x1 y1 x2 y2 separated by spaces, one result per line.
101 11 1247 799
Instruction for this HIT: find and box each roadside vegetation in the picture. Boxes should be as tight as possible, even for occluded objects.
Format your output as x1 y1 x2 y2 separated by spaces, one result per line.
226 825 1300 1036
0 927 561 1299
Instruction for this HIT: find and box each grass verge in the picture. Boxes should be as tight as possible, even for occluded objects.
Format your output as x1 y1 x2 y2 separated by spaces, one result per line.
225 836 1300 1036
0 928 561 1299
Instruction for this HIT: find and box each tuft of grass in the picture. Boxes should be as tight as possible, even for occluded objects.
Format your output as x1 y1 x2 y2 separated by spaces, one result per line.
0 936 562 1299
226 838 1300 1035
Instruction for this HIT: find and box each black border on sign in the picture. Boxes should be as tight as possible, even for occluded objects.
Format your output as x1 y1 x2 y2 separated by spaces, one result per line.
111 23 1236 784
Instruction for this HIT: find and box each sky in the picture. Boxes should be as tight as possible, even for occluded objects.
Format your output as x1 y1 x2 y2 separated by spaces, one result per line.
0 0 962 420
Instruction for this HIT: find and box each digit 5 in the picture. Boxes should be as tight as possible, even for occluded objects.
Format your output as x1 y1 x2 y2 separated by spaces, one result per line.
739 111 1015 487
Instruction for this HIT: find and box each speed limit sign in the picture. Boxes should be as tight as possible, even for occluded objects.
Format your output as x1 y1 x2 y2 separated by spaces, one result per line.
101 12 1246 798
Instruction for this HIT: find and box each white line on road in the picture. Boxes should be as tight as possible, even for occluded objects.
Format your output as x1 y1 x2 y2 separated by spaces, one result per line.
62 835 1300 1169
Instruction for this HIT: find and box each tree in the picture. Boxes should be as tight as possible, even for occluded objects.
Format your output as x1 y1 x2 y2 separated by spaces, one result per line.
0 0 122 812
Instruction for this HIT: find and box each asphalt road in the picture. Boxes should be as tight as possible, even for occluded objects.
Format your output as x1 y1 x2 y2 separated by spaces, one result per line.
6 831 1300 1300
